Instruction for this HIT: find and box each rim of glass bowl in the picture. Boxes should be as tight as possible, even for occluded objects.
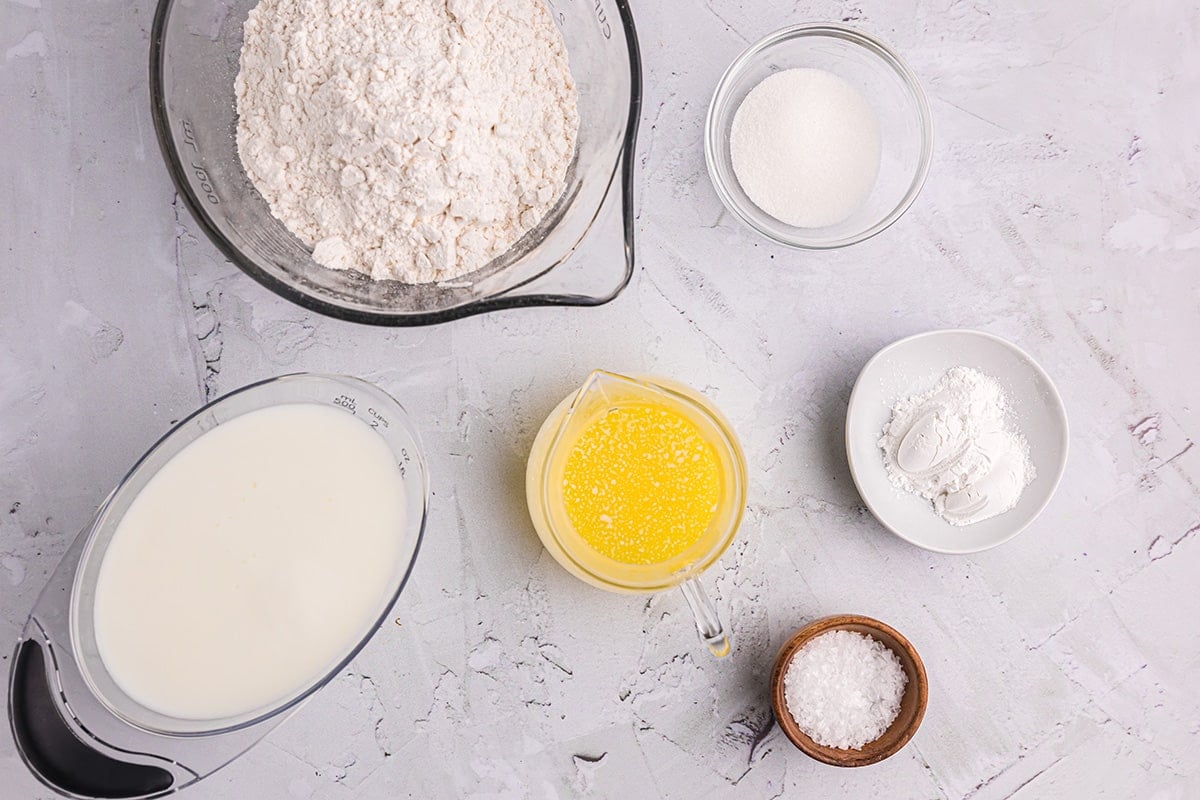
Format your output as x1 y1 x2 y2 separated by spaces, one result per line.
703 23 933 250
148 0 643 326
68 373 431 736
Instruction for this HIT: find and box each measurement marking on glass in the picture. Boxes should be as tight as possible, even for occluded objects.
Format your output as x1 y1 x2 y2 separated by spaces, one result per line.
593 0 612 39
181 119 220 205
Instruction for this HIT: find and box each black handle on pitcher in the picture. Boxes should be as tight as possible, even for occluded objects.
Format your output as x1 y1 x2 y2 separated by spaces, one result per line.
9 639 174 799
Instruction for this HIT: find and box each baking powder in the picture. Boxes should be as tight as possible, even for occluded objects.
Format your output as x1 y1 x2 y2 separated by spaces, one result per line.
879 366 1035 526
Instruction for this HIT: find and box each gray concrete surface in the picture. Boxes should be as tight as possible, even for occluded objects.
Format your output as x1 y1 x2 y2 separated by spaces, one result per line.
2 1 1198 797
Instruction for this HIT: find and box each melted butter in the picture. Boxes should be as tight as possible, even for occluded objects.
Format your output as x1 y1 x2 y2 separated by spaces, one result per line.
560 403 721 565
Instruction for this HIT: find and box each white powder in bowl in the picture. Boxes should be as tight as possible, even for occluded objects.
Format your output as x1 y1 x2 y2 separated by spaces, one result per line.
783 629 907 750
730 68 881 228
879 367 1035 526
234 0 579 284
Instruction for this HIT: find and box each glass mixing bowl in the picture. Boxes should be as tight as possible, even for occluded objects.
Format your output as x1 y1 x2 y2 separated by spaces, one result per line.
705 23 932 249
149 0 641 325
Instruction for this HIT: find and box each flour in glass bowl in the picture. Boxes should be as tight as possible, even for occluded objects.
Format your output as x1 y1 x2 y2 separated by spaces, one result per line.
234 0 580 284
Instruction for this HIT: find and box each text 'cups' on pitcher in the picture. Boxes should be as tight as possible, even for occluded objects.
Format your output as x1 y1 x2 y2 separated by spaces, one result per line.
526 371 747 657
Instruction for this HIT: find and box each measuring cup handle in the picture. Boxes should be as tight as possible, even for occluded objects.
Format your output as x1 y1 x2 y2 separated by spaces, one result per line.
679 578 730 658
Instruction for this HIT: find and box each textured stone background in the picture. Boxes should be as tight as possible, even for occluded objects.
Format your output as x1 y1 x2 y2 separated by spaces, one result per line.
2 0 1198 797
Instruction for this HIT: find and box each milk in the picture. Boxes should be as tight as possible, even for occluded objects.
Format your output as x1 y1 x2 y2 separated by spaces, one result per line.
92 403 407 721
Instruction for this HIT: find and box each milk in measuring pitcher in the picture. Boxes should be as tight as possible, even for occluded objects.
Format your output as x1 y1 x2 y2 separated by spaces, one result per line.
92 403 406 721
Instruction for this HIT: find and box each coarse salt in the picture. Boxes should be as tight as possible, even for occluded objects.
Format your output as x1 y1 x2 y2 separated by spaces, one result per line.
783 629 907 750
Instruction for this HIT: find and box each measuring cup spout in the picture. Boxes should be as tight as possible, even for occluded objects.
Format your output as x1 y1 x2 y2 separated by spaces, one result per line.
546 371 667 454
679 578 730 658
571 370 653 410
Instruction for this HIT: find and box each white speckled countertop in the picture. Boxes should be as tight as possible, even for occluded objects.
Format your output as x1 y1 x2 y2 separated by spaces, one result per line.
2 1 1198 797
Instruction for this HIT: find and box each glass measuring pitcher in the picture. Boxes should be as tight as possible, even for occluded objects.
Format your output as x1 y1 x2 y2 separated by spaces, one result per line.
8 374 430 798
526 371 747 657
149 0 642 325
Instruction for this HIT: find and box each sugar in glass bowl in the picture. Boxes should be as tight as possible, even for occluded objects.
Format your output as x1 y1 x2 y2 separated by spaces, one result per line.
705 23 933 249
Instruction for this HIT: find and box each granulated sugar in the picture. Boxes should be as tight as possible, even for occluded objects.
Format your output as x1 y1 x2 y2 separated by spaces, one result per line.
730 68 880 228
783 630 907 750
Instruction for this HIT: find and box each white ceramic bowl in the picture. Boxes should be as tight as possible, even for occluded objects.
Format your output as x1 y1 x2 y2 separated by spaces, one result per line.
845 330 1069 554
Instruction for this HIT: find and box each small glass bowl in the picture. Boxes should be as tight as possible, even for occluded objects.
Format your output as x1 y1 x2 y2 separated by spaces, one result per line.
704 24 933 249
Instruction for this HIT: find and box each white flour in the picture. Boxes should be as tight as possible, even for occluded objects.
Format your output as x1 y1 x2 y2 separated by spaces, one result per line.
879 367 1034 526
235 0 579 284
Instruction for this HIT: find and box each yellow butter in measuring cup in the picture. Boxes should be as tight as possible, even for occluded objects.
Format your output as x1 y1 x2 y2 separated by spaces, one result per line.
526 371 747 657
562 403 722 565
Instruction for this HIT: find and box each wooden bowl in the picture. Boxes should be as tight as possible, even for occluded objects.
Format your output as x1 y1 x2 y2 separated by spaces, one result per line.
770 614 928 767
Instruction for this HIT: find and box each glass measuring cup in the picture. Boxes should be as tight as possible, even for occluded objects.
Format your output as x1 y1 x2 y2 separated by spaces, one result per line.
525 372 747 657
70 373 430 737
7 374 430 799
149 0 642 325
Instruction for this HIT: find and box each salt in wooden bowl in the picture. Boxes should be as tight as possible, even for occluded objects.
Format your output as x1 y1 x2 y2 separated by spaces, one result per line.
770 614 928 766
